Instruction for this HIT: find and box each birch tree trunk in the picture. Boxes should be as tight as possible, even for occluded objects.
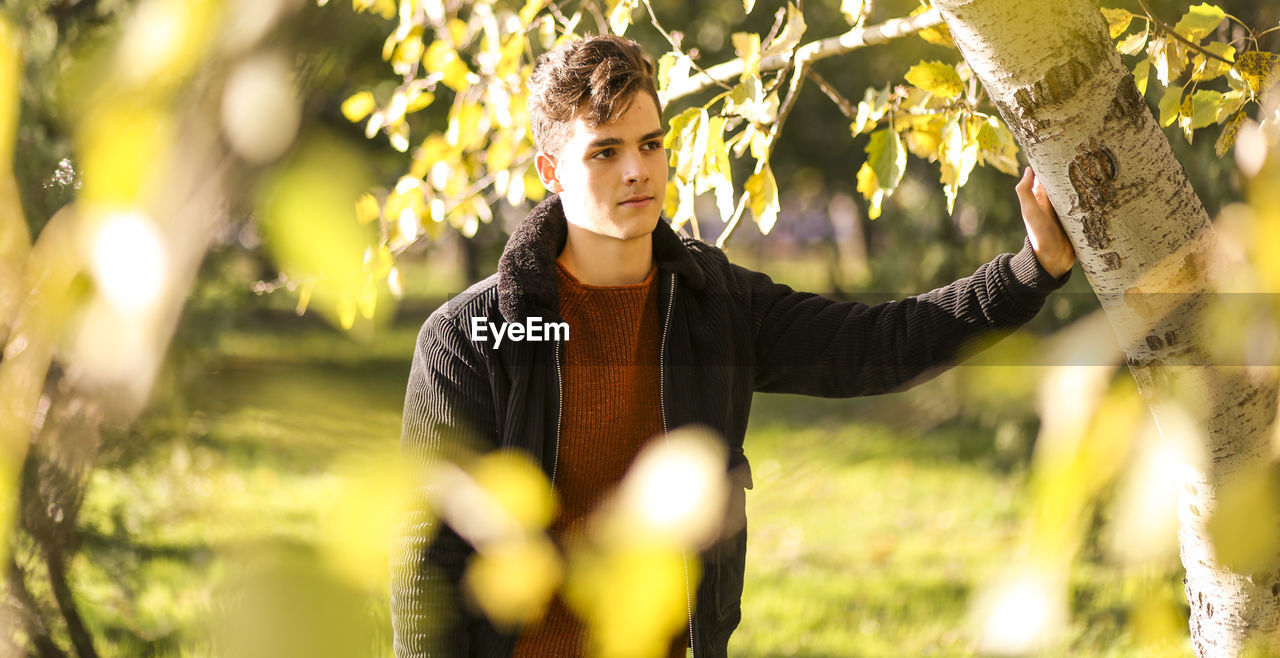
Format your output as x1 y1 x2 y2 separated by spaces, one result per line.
931 0 1280 654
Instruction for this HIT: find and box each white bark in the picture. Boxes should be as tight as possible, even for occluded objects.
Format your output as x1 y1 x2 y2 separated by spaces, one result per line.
931 0 1280 655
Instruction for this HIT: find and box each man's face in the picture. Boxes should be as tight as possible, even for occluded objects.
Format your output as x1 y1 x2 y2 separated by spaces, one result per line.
535 92 668 242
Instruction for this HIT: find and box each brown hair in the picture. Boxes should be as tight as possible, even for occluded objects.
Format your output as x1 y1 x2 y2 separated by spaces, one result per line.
527 35 663 157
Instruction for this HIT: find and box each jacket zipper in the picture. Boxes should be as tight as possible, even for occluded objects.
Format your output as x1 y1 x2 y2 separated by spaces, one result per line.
551 339 563 487
658 272 696 657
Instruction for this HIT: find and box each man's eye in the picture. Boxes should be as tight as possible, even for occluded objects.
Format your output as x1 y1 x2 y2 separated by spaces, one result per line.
642 141 662 151
592 148 614 159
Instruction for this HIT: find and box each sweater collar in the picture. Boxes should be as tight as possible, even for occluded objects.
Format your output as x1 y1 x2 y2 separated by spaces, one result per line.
496 194 705 323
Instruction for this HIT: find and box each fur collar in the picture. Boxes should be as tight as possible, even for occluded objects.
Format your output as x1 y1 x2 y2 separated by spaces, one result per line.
496 194 706 323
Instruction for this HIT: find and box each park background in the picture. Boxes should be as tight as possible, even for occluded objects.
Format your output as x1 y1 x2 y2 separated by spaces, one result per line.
2 0 1279 655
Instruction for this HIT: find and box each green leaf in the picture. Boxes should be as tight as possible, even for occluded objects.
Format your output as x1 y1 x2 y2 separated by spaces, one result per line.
732 32 761 82
905 61 964 100
745 163 779 234
1173 3 1225 42
976 115 1020 177
762 3 806 58
1101 7 1134 40
1185 90 1224 130
1133 59 1150 95
1216 109 1246 157
724 76 763 119
866 128 906 194
1117 24 1148 56
1158 85 1183 127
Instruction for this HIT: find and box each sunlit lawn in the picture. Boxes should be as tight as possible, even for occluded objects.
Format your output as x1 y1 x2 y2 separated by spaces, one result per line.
70 320 1186 656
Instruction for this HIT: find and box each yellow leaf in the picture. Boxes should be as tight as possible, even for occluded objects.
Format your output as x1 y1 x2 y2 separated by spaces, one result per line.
1117 24 1148 56
911 5 954 48
295 282 313 316
762 3 806 58
359 280 377 319
355 193 380 224
608 0 633 35
406 90 435 114
519 0 546 25
904 114 946 160
1133 59 1150 96
338 296 356 330
446 18 469 47
905 61 964 100
1216 109 1245 157
1207 465 1280 574
1173 3 1225 42
424 41 472 92
1149 36 1188 86
1234 51 1280 99
732 33 761 82
743 0 756 15
745 164 778 234
1185 89 1223 130
856 161 884 219
1101 7 1134 40
0 17 20 159
1158 85 1182 127
342 91 376 122
1191 42 1235 82
840 0 869 27
866 128 906 191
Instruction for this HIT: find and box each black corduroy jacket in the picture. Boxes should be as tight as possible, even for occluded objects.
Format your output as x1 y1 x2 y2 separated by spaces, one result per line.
392 194 1068 658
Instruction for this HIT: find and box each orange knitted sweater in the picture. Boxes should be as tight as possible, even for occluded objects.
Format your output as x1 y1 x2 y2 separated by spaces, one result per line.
513 262 684 658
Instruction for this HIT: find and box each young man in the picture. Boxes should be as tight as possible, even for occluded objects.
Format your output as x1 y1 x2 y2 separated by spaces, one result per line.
393 35 1074 658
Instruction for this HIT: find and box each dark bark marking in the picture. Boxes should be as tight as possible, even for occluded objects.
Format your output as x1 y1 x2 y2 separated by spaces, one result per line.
1146 335 1164 350
1105 73 1146 129
1164 330 1177 346
995 30 1106 145
1206 601 1214 618
1190 503 1201 517
1070 141 1119 248
1272 582 1280 597
1100 251 1122 271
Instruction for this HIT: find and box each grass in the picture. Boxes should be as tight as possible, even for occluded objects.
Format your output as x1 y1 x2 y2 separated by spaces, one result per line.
60 319 1188 657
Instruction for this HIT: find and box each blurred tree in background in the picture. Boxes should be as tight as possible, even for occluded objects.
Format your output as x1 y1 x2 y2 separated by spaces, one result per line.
1 0 1279 655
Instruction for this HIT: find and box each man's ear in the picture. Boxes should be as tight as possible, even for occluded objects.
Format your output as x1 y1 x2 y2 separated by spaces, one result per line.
534 152 563 194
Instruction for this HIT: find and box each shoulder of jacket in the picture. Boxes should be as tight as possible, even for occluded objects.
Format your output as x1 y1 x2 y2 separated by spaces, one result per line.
419 273 501 339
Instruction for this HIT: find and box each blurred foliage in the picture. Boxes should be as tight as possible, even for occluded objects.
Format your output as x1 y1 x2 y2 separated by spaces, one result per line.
2 0 1279 655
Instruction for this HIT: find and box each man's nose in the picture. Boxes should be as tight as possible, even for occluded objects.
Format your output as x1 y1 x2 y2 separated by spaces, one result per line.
623 153 647 184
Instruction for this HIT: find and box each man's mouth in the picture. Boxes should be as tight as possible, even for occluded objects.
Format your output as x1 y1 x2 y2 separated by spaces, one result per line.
619 195 653 208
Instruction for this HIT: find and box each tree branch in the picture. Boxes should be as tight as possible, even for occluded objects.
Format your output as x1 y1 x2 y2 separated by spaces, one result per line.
1136 0 1234 65
807 68 857 121
666 7 943 102
639 0 732 92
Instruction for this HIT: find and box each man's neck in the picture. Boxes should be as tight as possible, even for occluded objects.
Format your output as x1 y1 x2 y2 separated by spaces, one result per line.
557 224 654 286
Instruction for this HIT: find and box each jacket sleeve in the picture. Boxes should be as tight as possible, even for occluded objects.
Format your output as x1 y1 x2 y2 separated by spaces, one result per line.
742 239 1068 397
392 310 497 658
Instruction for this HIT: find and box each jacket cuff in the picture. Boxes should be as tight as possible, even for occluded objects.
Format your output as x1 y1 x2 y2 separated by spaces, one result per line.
1009 236 1070 294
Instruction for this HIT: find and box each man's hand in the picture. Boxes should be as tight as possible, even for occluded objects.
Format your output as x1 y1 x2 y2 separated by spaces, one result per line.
1016 166 1075 279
